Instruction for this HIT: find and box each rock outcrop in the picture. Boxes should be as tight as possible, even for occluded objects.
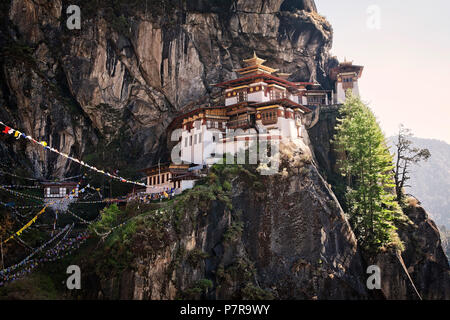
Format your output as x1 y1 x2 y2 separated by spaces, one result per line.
396 205 450 299
76 141 370 300
308 106 450 300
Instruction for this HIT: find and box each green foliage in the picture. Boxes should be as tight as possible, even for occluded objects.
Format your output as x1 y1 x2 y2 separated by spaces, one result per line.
168 163 248 233
187 249 209 267
89 204 122 234
81 130 139 198
222 180 232 192
181 278 213 299
78 159 262 286
241 283 274 300
166 245 186 279
439 225 450 264
0 272 59 300
389 136 450 229
333 91 403 252
109 14 131 36
223 220 244 244
93 224 137 276
392 125 431 202
85 204 139 275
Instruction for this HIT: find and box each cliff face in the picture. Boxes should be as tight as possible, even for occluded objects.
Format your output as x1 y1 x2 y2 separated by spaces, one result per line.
0 0 335 179
77 141 369 300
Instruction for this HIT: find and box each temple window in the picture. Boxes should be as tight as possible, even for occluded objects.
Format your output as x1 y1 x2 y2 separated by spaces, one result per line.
162 174 165 184
50 187 59 195
342 76 354 90
238 91 247 102
269 89 284 101
185 137 188 147
198 133 202 143
189 135 193 146
261 110 277 125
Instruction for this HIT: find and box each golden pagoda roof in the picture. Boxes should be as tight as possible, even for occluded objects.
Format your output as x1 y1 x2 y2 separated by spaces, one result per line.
235 52 278 75
243 51 267 66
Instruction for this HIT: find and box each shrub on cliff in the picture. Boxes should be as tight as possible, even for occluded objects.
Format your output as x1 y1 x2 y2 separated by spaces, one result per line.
89 204 122 235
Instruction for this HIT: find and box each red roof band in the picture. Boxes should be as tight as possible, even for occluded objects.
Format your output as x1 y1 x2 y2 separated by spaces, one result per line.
214 73 314 89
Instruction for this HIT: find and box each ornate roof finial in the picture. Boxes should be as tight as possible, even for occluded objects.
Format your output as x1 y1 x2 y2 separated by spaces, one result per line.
235 52 278 75
342 57 354 65
243 51 266 66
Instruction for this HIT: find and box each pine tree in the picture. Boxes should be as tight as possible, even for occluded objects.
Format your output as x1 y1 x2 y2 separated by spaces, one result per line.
334 91 402 251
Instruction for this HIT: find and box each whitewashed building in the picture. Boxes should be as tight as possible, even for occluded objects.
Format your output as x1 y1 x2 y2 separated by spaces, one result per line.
145 53 364 194
42 182 79 199
330 60 364 104
169 53 315 167
42 182 79 211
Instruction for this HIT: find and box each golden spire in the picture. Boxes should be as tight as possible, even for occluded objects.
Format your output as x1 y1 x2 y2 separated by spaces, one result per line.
242 51 267 67
342 57 353 66
235 52 278 75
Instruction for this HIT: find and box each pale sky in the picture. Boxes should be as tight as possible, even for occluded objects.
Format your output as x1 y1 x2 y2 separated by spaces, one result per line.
316 0 450 143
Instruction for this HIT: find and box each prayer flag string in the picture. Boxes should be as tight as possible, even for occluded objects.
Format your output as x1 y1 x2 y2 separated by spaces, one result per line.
0 121 146 187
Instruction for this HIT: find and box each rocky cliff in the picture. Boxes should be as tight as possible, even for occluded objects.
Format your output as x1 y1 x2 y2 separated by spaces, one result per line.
0 0 336 180
74 141 370 300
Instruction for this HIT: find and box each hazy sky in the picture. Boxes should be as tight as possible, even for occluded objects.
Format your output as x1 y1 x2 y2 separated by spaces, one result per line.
316 0 450 143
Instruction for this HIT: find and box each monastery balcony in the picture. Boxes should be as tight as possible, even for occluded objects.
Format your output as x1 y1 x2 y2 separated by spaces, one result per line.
305 101 331 108
261 119 277 126
206 125 226 133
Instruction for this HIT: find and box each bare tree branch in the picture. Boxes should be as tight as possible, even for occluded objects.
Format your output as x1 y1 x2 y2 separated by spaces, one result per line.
393 124 431 202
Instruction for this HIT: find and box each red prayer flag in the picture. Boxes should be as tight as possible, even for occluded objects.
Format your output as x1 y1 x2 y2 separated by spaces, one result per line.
2 126 10 134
